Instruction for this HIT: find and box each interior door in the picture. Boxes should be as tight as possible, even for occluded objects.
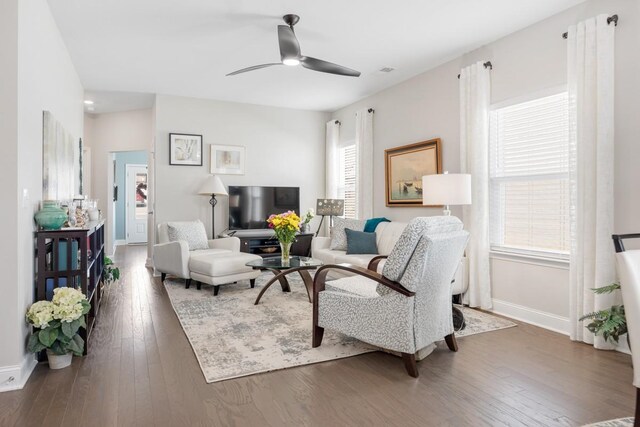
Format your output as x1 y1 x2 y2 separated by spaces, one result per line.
126 164 148 244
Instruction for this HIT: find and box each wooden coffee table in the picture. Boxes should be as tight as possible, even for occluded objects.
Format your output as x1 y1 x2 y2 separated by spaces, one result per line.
246 256 323 305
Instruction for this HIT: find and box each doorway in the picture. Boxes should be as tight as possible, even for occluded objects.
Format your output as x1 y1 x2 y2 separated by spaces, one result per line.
126 164 148 244
110 150 148 251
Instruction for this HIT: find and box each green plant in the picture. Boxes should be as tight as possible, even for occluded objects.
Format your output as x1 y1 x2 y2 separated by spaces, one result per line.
579 283 627 343
103 255 120 284
26 288 91 356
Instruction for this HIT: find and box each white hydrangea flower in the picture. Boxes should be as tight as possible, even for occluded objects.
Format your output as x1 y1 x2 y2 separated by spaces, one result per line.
51 288 87 322
26 301 54 328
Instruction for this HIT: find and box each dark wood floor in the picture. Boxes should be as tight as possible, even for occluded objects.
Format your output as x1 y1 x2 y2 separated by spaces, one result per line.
0 245 635 426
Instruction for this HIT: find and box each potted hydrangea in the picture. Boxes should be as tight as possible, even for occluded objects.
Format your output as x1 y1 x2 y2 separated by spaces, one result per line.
26 287 91 369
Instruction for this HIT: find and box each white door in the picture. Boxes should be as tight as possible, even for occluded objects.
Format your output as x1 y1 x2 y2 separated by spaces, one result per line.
126 164 148 244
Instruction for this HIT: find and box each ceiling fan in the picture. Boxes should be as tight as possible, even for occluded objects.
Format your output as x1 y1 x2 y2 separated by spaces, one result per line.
226 14 361 77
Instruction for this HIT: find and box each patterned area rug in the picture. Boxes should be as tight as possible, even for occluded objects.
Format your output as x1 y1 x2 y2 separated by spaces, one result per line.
163 273 516 383
583 418 635 427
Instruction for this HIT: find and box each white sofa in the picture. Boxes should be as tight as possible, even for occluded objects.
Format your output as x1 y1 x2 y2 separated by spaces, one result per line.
153 222 261 295
312 220 467 295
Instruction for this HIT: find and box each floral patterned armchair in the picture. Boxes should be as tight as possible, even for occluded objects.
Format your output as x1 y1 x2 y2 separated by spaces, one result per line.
312 216 469 377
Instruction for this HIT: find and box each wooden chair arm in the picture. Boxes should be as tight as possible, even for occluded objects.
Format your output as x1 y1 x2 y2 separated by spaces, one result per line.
367 255 388 272
313 263 415 297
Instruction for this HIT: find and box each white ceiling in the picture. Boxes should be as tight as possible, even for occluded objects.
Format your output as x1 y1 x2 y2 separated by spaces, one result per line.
49 0 586 112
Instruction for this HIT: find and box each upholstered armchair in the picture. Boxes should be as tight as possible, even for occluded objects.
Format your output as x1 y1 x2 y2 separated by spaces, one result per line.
613 234 640 426
153 221 241 288
313 216 470 377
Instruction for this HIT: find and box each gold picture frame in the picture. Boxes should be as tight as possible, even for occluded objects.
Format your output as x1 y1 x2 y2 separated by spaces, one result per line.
385 138 443 207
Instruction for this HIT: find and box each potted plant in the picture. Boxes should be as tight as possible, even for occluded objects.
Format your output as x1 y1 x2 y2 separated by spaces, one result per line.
580 283 628 346
300 208 315 233
26 287 91 369
103 255 120 284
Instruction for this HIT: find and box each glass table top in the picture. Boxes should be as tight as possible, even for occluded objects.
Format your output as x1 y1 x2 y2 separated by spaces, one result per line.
246 256 323 270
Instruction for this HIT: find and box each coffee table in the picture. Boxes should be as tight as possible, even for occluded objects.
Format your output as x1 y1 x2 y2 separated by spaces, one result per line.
246 256 323 305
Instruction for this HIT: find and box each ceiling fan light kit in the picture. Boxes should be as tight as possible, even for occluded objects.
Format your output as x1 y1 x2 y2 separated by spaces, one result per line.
227 14 361 78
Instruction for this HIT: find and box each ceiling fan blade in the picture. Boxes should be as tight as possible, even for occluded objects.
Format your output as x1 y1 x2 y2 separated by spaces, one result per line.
300 56 360 77
278 25 301 61
226 63 282 76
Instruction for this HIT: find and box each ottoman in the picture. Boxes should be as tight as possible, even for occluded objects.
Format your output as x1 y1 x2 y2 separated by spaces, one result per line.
189 252 262 295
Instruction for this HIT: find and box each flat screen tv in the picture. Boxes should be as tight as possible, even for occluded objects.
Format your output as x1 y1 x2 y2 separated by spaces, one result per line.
228 186 300 230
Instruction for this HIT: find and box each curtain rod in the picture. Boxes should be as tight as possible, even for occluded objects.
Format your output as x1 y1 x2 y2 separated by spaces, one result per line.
334 120 341 125
368 108 375 113
562 14 618 39
457 61 492 79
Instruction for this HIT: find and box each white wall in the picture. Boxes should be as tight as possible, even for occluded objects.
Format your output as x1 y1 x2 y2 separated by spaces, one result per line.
83 109 153 253
0 0 84 391
331 0 640 332
154 95 329 238
0 0 22 390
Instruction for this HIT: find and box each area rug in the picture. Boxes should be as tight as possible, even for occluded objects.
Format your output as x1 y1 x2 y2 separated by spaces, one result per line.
164 273 516 383
582 418 634 427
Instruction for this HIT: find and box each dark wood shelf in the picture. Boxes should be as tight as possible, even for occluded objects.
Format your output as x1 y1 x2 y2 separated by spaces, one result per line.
35 220 106 355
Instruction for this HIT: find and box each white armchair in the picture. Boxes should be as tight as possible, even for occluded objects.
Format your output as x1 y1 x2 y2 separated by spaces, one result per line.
153 222 258 294
613 234 640 426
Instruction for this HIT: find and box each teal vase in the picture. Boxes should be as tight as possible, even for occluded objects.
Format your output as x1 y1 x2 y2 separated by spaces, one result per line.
35 201 67 230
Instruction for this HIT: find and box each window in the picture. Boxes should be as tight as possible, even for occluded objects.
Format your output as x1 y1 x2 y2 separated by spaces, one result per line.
337 144 357 219
489 92 570 256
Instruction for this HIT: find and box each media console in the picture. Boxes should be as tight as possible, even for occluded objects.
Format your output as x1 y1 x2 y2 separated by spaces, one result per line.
236 232 314 258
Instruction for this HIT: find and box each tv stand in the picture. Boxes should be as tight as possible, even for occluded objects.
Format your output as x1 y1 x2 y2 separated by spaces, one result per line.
236 232 313 258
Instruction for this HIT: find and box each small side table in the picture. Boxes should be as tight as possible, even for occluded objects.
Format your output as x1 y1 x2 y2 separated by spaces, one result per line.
246 256 323 305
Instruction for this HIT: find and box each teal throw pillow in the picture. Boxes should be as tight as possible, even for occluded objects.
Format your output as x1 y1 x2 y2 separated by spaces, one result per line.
345 228 378 255
364 217 391 233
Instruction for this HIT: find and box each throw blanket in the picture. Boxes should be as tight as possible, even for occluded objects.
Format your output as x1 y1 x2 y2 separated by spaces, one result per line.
363 217 391 233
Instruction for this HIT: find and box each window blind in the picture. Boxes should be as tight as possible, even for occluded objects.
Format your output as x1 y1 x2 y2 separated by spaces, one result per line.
490 92 570 254
338 145 357 219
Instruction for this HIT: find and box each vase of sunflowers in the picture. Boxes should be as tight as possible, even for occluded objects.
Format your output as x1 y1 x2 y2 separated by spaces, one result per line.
267 211 301 265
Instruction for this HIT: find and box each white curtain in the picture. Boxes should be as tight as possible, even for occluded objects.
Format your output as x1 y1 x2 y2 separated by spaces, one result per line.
355 109 374 219
459 61 492 310
567 15 616 347
325 120 340 199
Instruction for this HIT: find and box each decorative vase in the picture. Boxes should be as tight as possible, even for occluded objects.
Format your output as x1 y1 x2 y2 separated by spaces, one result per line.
34 201 67 230
46 350 72 369
300 223 309 233
280 241 292 265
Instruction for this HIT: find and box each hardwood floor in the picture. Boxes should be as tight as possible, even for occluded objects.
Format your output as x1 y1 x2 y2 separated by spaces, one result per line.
0 245 635 426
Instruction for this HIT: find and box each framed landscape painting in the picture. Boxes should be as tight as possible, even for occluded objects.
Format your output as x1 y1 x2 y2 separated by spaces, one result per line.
210 145 245 175
385 138 442 207
169 133 203 166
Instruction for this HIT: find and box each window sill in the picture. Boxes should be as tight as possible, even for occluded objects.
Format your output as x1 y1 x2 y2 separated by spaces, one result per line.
489 247 569 270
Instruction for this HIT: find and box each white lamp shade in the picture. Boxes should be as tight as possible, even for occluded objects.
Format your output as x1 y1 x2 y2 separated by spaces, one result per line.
422 173 471 206
198 175 228 196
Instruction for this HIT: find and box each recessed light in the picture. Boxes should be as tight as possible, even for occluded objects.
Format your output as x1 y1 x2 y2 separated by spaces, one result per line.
84 100 94 105
283 58 300 66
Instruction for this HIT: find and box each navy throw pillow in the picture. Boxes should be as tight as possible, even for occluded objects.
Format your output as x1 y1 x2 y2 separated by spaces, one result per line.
345 228 379 255
363 217 391 233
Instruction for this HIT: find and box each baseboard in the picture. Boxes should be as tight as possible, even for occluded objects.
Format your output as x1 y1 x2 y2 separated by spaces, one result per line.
0 355 37 393
490 299 570 336
114 239 126 246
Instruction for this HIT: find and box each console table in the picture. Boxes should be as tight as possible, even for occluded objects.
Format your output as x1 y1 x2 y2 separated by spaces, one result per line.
237 232 314 258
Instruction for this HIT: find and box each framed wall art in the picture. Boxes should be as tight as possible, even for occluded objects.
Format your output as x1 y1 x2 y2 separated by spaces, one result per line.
169 133 203 166
385 138 442 207
210 144 245 175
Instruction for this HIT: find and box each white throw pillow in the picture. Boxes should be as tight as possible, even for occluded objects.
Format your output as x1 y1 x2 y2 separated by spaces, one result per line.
167 221 209 251
330 217 366 250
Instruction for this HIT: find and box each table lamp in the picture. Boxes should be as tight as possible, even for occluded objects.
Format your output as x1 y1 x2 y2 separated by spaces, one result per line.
422 172 472 215
198 175 228 239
